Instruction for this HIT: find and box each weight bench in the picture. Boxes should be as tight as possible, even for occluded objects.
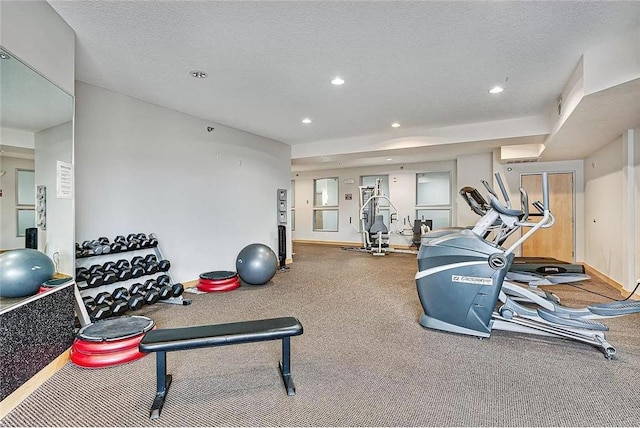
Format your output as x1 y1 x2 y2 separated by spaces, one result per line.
139 316 303 419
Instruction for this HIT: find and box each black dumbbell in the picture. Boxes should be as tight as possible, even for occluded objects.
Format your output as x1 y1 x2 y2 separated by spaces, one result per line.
103 261 132 282
129 283 160 305
75 243 89 258
87 239 111 254
83 296 112 320
157 259 171 272
89 264 115 285
171 282 184 297
76 266 104 288
156 275 171 288
144 279 172 300
112 287 144 311
109 242 123 253
93 291 127 317
115 235 137 251
144 254 157 264
147 237 158 247
98 237 110 245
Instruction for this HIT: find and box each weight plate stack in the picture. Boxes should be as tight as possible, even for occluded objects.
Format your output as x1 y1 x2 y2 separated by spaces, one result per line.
197 270 240 292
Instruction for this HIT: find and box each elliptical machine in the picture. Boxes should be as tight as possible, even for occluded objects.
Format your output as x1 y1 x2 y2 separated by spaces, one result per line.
415 173 640 359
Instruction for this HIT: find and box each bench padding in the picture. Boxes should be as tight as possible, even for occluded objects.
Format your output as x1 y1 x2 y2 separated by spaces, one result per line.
139 317 303 353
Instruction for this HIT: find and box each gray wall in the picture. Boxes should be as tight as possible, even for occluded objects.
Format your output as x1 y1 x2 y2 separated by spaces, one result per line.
74 82 292 282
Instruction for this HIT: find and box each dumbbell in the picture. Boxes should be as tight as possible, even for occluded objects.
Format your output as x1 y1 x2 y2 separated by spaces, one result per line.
103 260 133 281
75 266 104 288
115 235 138 251
111 287 144 311
144 278 172 300
88 264 116 285
94 291 128 317
129 283 160 305
171 282 184 297
154 275 183 298
97 237 123 254
82 296 112 321
128 233 151 248
132 255 158 275
82 240 110 255
144 254 170 271
75 243 89 258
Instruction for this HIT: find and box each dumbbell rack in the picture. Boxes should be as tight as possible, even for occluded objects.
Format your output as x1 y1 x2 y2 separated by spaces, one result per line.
75 233 191 323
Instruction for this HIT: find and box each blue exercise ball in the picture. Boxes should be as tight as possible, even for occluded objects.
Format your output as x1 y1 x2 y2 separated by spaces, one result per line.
235 243 277 285
0 249 55 298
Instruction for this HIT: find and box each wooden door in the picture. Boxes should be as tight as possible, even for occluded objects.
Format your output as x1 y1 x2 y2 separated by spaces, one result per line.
520 173 574 262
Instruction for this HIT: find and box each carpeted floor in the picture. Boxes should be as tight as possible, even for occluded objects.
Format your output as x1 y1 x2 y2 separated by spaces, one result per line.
2 243 639 427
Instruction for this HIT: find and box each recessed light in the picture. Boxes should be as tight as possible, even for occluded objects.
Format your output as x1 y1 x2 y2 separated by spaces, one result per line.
331 77 345 86
386 158 393 161
391 122 401 128
0 52 11 60
489 86 504 94
190 70 208 78
302 118 312 124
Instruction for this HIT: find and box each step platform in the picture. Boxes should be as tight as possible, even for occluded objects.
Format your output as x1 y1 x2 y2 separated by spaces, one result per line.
511 257 586 275
71 315 155 368
588 300 640 317
197 270 240 292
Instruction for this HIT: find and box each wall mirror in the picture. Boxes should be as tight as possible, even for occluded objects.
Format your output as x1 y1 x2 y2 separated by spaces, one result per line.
0 46 74 309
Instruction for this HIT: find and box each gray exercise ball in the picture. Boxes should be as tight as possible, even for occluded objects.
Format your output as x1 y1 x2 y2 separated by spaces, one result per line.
235 243 277 285
0 249 55 298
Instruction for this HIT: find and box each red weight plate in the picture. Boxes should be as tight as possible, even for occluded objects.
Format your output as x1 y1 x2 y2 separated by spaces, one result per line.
198 276 238 286
197 278 240 292
70 345 147 368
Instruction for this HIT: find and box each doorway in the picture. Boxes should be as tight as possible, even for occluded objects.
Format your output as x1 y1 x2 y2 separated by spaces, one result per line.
520 172 575 262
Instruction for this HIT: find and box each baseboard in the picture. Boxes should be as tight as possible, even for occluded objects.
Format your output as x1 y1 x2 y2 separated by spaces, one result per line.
583 264 640 298
293 239 361 247
0 348 71 420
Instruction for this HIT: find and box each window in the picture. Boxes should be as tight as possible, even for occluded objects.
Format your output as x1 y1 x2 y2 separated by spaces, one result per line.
16 169 35 237
416 171 452 230
291 180 295 231
313 177 339 231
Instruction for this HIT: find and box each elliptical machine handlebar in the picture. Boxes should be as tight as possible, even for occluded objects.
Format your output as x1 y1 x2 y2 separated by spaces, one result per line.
494 173 511 208
504 172 551 256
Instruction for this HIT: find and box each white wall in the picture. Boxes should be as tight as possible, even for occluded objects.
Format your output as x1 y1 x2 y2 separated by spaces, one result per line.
583 135 633 288
0 155 35 250
0 128 35 149
74 82 291 282
292 160 457 247
456 152 493 228
0 0 75 95
35 121 74 275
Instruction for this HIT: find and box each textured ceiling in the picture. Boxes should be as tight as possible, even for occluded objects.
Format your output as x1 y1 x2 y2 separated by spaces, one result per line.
47 1 640 166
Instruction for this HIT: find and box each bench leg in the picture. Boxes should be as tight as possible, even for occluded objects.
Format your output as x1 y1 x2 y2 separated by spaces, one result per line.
150 351 172 419
278 337 296 396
